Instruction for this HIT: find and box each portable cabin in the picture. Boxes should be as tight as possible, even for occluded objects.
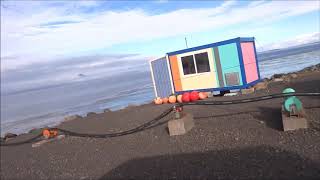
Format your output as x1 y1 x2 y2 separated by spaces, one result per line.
150 37 261 98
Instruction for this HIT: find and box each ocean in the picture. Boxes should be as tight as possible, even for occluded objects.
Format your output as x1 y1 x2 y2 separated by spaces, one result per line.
1 43 320 135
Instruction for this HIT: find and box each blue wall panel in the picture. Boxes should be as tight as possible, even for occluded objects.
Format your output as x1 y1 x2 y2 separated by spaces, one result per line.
151 57 172 98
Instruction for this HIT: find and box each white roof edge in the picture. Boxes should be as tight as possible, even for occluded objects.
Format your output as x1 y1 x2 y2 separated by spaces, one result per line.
149 56 166 62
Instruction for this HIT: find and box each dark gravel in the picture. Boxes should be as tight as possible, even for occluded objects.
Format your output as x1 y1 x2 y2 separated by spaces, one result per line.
1 71 320 180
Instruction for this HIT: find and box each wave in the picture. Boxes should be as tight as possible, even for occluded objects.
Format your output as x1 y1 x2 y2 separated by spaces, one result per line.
2 68 151 96
258 41 320 61
95 84 153 104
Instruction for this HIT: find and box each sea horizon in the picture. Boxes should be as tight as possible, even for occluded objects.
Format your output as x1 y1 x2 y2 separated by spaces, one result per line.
1 42 320 136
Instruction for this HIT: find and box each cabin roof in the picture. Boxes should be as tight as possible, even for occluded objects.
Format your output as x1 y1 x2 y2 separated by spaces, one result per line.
167 37 254 56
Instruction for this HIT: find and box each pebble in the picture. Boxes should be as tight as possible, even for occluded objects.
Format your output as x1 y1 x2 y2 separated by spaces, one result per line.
104 109 111 113
272 73 284 79
86 112 97 117
290 73 298 78
254 82 268 90
64 115 82 122
273 78 284 82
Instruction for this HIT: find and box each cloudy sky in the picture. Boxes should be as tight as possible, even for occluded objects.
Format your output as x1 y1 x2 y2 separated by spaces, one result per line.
1 0 320 71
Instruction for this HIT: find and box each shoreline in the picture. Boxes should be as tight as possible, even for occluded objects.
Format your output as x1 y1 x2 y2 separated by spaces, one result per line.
2 63 320 138
1 63 320 179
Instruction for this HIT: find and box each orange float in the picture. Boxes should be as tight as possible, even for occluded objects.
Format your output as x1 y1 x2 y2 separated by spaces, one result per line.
42 129 58 139
182 92 191 102
162 97 169 104
168 95 177 103
154 97 163 105
42 129 50 139
176 94 183 103
199 92 208 100
189 91 199 102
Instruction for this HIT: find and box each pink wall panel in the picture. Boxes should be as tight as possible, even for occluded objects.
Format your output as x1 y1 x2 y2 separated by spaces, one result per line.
241 42 258 83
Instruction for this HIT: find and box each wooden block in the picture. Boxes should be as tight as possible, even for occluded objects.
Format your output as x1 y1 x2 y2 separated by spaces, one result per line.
281 106 308 131
168 113 194 136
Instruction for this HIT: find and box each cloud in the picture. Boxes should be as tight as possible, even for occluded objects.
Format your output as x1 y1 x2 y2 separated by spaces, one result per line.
260 32 320 51
1 0 319 70
39 20 82 28
1 53 150 94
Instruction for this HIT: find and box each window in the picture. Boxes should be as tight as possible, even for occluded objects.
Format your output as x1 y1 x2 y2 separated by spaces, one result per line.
181 52 210 75
181 55 196 75
195 52 210 73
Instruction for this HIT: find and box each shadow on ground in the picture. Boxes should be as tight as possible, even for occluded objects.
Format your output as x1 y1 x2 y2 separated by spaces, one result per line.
253 107 284 131
194 110 259 120
100 145 320 179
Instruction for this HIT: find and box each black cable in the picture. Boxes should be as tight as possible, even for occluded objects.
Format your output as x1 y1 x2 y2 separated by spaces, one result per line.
1 92 319 146
0 107 173 146
53 107 173 138
0 134 43 147
181 92 320 106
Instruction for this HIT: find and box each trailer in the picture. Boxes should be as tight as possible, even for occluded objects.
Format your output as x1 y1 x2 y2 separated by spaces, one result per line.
150 37 261 98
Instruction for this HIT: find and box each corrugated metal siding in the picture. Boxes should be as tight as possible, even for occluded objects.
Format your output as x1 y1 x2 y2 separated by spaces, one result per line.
151 57 173 98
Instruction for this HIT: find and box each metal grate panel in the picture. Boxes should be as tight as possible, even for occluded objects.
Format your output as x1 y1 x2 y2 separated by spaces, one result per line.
225 72 240 86
151 57 173 98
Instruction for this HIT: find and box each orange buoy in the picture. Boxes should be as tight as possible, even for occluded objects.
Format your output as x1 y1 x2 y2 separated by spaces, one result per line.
42 129 58 139
182 92 191 102
190 91 199 102
51 130 58 137
162 97 169 104
199 92 208 100
154 97 163 105
42 129 50 139
168 95 177 103
177 94 183 103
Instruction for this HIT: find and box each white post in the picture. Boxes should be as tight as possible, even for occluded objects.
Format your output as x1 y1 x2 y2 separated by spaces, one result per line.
166 55 175 94
149 59 158 98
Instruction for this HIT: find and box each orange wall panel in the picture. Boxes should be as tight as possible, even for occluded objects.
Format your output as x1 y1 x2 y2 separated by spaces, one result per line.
169 55 182 91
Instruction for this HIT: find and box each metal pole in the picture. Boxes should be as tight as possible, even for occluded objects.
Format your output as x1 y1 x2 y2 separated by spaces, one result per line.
185 37 188 48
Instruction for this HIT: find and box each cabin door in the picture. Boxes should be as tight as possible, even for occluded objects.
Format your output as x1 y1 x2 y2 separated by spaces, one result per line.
212 43 243 87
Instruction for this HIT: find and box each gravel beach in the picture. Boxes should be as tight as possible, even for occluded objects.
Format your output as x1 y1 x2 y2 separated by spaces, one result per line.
1 66 320 180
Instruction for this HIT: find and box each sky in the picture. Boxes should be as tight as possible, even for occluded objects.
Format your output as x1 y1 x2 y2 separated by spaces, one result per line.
1 0 320 72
